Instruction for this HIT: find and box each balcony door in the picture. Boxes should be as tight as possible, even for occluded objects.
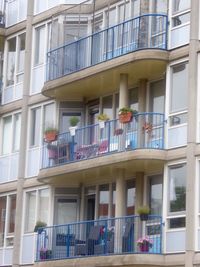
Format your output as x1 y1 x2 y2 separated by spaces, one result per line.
59 111 81 134
54 197 78 225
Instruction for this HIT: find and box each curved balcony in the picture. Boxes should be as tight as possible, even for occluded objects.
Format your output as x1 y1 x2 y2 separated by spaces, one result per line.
46 14 168 84
41 112 165 171
36 215 162 262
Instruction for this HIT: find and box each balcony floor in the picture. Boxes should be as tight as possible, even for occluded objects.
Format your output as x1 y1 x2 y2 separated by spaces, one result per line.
43 50 168 100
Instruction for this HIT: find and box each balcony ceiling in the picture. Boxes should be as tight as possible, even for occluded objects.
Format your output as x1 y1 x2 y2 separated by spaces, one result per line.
38 149 166 186
42 49 169 100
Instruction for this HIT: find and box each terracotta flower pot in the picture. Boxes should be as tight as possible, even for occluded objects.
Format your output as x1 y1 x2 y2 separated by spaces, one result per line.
44 131 58 142
119 112 132 123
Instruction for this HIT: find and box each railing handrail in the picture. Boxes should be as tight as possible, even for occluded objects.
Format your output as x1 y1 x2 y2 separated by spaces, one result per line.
38 214 162 231
47 112 165 139
47 13 168 54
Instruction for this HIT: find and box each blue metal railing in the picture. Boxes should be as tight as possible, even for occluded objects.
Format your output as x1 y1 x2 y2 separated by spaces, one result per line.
41 112 165 169
36 215 162 261
46 14 168 81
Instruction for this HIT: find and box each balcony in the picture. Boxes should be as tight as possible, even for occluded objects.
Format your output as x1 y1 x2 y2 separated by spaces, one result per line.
36 215 162 262
46 14 168 82
41 113 165 170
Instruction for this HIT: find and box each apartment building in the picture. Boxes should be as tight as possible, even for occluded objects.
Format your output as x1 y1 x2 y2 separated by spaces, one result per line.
0 0 199 267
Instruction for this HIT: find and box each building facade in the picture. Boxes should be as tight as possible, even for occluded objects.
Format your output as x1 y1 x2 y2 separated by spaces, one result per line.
0 0 199 267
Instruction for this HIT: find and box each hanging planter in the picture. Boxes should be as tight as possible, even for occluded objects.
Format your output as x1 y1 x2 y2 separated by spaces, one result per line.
69 117 80 136
118 107 137 123
69 126 77 136
97 114 110 129
119 112 133 123
44 128 58 142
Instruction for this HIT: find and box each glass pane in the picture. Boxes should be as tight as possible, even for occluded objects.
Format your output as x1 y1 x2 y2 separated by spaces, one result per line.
150 80 165 113
170 63 188 113
60 112 81 133
126 180 135 215
112 184 116 217
8 195 16 234
169 164 186 213
38 189 49 224
44 103 55 130
56 199 77 224
25 191 36 232
129 88 138 111
149 175 163 215
102 95 113 120
13 113 21 152
30 107 41 146
7 37 16 86
172 13 190 27
99 184 109 219
17 33 26 73
34 26 45 65
0 197 6 247
169 113 187 126
131 0 140 17
169 217 185 228
151 0 167 13
2 116 12 154
173 0 190 13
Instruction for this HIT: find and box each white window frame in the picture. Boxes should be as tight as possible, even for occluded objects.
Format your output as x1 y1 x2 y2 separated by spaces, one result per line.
22 186 51 234
2 31 26 105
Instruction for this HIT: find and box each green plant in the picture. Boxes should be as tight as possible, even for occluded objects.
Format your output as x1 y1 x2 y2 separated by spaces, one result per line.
34 221 47 233
118 107 137 115
69 116 80 127
97 113 110 121
137 206 150 215
44 127 58 134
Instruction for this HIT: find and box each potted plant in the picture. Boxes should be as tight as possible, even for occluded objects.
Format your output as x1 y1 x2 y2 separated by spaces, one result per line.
97 113 110 129
118 107 137 123
136 236 153 252
69 116 80 136
137 206 150 221
44 127 58 142
34 221 47 234
40 248 52 260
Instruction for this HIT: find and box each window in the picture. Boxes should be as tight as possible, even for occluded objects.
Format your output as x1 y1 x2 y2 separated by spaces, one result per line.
6 0 27 26
34 26 45 65
168 164 186 228
17 33 25 82
0 196 6 247
150 80 165 114
149 175 163 215
25 191 36 233
102 95 113 120
170 63 188 113
126 180 135 215
2 113 21 155
173 0 190 14
6 37 16 86
168 164 186 213
8 195 16 234
131 0 140 18
30 107 41 147
24 188 49 233
99 184 109 219
129 88 138 111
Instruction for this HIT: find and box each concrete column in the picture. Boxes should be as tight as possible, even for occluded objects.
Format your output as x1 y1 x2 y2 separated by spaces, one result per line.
185 1 199 266
135 172 144 213
12 1 34 267
79 184 85 221
119 73 128 109
115 169 126 217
